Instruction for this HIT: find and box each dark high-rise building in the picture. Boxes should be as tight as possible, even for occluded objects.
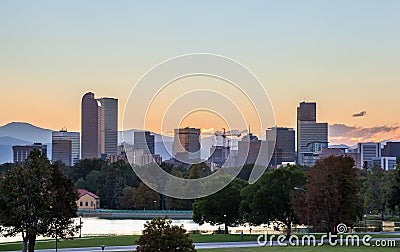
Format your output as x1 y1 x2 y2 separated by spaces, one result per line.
297 102 328 166
81 92 99 159
238 132 261 165
13 143 47 163
97 97 118 155
382 142 400 158
267 127 295 166
134 131 155 155
297 102 316 122
173 127 201 163
52 139 72 166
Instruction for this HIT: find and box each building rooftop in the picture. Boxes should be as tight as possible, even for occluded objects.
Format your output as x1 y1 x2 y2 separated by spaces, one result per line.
78 189 100 199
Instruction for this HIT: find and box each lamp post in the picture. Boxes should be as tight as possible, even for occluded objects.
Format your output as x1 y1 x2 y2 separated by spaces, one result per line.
153 200 157 210
364 214 367 233
294 187 309 235
224 214 227 235
79 217 82 238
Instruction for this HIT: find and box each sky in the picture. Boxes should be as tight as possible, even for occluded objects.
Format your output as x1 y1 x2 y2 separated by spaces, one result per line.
0 0 399 145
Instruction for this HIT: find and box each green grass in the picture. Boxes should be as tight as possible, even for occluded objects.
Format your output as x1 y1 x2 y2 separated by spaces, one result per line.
0 234 399 251
201 245 400 252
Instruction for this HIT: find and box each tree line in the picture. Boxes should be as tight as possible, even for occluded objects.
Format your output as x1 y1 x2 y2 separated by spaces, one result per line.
193 156 400 236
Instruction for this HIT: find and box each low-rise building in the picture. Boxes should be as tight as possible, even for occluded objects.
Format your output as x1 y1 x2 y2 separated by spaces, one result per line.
77 189 100 210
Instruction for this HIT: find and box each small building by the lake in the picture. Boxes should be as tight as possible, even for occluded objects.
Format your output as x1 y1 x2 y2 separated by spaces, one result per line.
77 189 100 210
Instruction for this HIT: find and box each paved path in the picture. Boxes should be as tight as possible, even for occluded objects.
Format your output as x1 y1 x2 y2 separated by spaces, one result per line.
3 236 400 251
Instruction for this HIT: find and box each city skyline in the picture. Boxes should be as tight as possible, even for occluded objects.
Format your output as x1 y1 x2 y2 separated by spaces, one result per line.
1 1 400 146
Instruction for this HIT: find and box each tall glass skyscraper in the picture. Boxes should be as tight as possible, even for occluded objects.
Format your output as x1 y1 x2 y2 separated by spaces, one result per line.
81 92 99 159
297 102 328 166
97 97 118 155
81 92 118 159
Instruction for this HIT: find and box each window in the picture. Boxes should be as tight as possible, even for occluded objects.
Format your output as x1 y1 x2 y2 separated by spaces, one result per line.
91 202 94 206
85 202 88 206
80 202 82 206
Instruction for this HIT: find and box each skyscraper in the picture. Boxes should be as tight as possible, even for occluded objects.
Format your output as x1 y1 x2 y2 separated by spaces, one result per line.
266 127 295 166
238 132 262 165
297 102 328 166
173 127 201 163
52 139 72 166
52 130 80 165
97 97 118 155
134 131 155 155
81 92 99 159
81 92 118 159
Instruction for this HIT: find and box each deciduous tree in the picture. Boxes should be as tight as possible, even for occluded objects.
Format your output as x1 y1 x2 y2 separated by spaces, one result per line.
0 149 78 252
296 156 362 234
136 217 195 252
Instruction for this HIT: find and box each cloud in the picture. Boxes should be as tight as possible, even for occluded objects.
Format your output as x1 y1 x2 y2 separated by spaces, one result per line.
352 111 367 117
329 124 400 145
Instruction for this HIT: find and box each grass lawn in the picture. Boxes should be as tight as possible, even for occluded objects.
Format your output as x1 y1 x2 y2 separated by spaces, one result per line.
201 245 400 252
0 234 399 251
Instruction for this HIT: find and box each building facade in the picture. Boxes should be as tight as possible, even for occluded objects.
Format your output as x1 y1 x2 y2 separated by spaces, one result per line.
382 142 400 158
97 97 118 156
296 102 328 166
52 130 80 165
173 127 201 163
77 189 100 210
266 127 295 166
238 132 262 165
81 92 100 159
134 131 155 155
13 143 47 163
81 92 118 159
52 139 72 166
372 157 397 171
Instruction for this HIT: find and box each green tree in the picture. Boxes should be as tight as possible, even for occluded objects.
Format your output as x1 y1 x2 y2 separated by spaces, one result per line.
388 163 400 214
85 170 102 194
133 182 161 210
0 149 78 252
0 162 14 177
364 165 393 220
188 163 212 179
119 186 136 209
298 156 362 234
193 179 246 233
136 217 196 252
240 166 306 237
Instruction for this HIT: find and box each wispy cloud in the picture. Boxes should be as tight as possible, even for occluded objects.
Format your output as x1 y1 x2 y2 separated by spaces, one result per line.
329 124 400 145
352 111 367 117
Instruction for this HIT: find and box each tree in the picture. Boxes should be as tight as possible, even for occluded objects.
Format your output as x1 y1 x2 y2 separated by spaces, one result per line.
188 163 212 179
388 164 400 214
193 179 246 233
364 165 393 219
0 149 78 252
0 162 14 177
297 156 362 234
240 166 306 237
104 165 123 209
136 217 195 252
132 182 160 210
119 186 136 209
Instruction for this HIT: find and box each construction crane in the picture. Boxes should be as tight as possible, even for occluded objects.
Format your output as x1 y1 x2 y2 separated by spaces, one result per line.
214 128 241 147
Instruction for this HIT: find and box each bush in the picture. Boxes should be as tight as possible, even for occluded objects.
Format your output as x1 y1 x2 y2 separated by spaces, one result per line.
136 217 196 252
